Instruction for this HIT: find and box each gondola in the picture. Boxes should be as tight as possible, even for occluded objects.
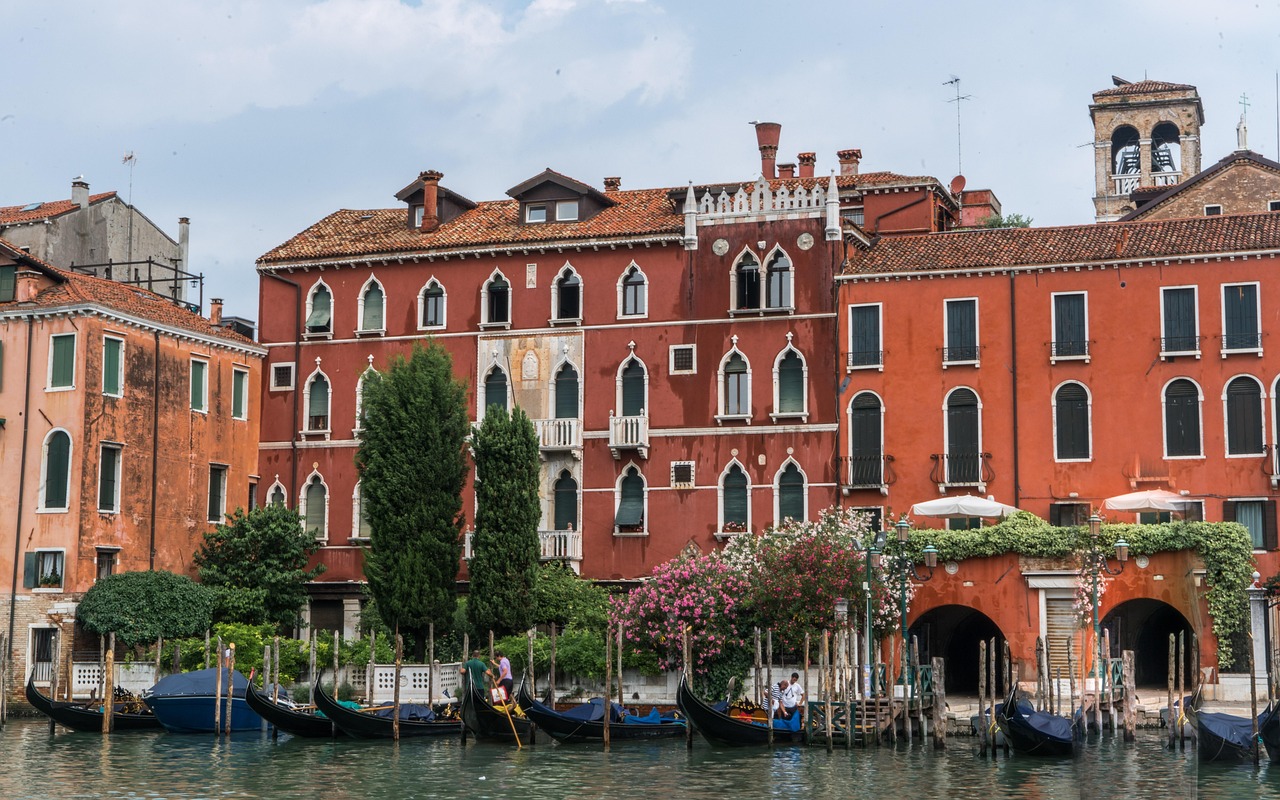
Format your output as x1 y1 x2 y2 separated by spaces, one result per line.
515 680 685 743
1261 701 1280 764
1187 702 1262 763
311 678 461 739
25 674 162 733
459 673 536 743
994 687 1077 757
142 667 263 733
674 674 803 747
245 679 342 738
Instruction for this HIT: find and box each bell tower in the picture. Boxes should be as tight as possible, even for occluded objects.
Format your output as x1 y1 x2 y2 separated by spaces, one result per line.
1090 77 1204 221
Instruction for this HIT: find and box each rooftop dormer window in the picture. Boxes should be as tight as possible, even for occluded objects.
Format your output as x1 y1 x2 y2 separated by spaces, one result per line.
508 169 616 227
556 200 578 221
526 204 548 223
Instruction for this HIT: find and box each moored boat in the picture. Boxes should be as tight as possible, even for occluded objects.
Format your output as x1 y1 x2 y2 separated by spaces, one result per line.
459 674 536 743
311 679 461 739
245 679 341 738
994 688 1077 757
1260 701 1280 763
25 674 162 733
1188 701 1262 763
515 680 685 743
675 674 803 746
142 668 263 733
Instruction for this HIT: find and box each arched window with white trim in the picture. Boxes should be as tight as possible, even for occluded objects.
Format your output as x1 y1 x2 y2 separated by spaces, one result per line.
355 366 377 433
419 279 446 329
483 366 509 414
352 481 372 540
733 250 761 311
39 429 72 511
553 362 579 419
1163 378 1202 458
775 461 807 524
358 276 385 333
482 271 511 325
1053 381 1091 461
617 357 647 417
772 340 807 419
267 477 287 508
305 280 333 336
847 392 884 487
552 265 582 322
300 472 329 541
304 368 331 432
719 461 750 534
765 248 793 310
1224 375 1265 456
554 470 578 531
717 341 750 420
618 264 647 318
944 387 981 483
614 464 646 534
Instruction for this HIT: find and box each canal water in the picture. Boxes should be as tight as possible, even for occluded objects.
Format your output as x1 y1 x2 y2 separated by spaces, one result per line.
1 718 1273 799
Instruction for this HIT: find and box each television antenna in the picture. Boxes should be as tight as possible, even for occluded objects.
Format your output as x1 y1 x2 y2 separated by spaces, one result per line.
122 151 137 263
944 76 972 175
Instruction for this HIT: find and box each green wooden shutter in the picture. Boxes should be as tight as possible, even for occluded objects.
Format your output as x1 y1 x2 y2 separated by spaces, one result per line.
23 552 37 589
1054 294 1086 355
103 338 122 395
306 287 332 330
849 306 880 366
190 361 206 410
1224 284 1258 349
98 446 118 512
308 375 329 418
946 389 979 482
305 481 327 538
621 361 644 416
723 466 748 525
555 366 579 418
554 473 578 530
51 335 75 388
485 369 507 410
1054 383 1089 459
1227 378 1263 454
363 285 384 330
1162 288 1195 345
778 351 803 413
1264 501 1278 551
44 431 70 509
357 486 372 538
946 299 977 358
778 464 804 521
0 265 15 301
615 470 643 527
232 370 246 419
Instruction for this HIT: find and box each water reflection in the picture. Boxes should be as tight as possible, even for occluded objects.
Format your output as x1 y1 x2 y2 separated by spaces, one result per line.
0 719 1253 800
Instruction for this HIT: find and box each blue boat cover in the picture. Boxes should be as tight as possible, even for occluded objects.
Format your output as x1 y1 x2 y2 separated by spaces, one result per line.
752 711 802 732
623 707 681 725
147 668 249 698
371 703 436 721
1199 711 1255 748
1023 706 1074 742
559 698 629 722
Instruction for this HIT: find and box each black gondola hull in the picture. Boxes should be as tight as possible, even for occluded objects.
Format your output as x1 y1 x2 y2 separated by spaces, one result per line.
25 677 162 733
515 681 685 743
675 675 803 747
1189 705 1258 763
245 681 342 738
312 681 461 739
1261 703 1280 764
994 690 1076 757
459 675 535 743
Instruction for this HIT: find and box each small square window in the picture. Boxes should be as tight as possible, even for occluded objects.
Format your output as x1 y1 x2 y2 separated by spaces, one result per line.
556 200 579 221
208 464 227 523
95 548 118 581
271 364 295 391
32 550 63 589
1269 200 1280 212
671 462 695 488
190 359 208 412
669 345 697 375
1204 204 1223 216
526 204 547 223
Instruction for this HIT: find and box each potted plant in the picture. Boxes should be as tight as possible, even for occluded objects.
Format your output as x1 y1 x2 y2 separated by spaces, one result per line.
39 571 62 588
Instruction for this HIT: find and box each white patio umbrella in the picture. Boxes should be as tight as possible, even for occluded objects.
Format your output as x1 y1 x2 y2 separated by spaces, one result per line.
1102 489 1190 514
910 494 1020 519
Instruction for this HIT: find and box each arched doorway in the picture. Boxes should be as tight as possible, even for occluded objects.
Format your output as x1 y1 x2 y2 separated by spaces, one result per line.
1101 599 1194 688
910 605 1006 694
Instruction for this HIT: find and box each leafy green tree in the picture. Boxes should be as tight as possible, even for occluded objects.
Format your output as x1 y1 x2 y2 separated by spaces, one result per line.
78 571 214 649
532 563 609 632
977 212 1033 228
467 406 541 637
193 505 324 628
358 342 470 659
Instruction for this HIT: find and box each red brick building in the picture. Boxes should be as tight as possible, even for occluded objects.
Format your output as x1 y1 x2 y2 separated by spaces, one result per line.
836 212 1280 687
254 124 971 634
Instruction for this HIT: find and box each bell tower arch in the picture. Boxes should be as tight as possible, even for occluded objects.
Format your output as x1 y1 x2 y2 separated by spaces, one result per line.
1090 77 1203 221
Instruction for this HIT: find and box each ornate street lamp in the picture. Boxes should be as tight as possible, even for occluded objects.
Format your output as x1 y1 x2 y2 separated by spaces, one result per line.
894 518 936 690
863 528 887 676
1087 513 1128 691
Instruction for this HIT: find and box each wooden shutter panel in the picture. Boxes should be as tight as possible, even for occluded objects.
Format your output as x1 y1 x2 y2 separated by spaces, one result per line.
485 370 507 410
1265 501 1278 551
778 352 803 412
1045 598 1077 678
723 467 748 525
363 285 384 330
0 265 15 301
850 306 879 364
947 300 976 354
309 376 329 418
52 336 75 387
555 367 579 419
554 474 578 530
23 552 37 589
778 465 804 521
306 288 331 328
45 432 70 508
621 361 644 416
233 370 246 418
305 482 326 537
615 472 643 527
103 339 121 395
1226 378 1263 454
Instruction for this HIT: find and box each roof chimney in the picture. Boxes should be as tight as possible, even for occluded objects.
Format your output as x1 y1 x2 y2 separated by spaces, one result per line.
778 162 796 179
837 149 862 176
753 122 781 179
178 217 190 270
797 152 816 179
209 298 223 325
15 268 45 302
419 170 443 232
603 177 621 192
72 176 90 209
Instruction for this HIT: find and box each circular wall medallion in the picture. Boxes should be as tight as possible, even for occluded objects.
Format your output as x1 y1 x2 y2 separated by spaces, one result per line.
712 238 730 256
796 232 815 251
1135 555 1150 569
944 561 960 575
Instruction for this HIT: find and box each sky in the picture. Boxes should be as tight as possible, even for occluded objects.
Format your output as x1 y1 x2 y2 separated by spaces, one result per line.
5 0 1280 322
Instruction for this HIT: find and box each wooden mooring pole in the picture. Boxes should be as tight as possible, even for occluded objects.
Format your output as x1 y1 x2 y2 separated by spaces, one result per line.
1177 631 1186 749
682 626 692 751
549 624 557 708
930 656 945 749
224 643 236 736
1121 649 1136 742
1166 633 1176 750
603 624 612 751
393 632 403 742
978 642 988 758
822 630 833 753
213 636 224 736
765 629 774 747
102 633 115 734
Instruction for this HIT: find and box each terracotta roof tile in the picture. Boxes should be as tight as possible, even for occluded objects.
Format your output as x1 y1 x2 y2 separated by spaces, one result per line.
260 172 944 265
844 213 1280 276
1093 79 1197 99
0 238 256 348
0 192 117 225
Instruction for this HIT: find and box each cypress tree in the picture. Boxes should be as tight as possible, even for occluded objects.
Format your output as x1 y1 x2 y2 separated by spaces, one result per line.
467 405 541 636
357 342 470 659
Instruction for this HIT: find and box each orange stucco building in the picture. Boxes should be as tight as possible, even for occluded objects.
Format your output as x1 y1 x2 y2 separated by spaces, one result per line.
0 240 265 703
